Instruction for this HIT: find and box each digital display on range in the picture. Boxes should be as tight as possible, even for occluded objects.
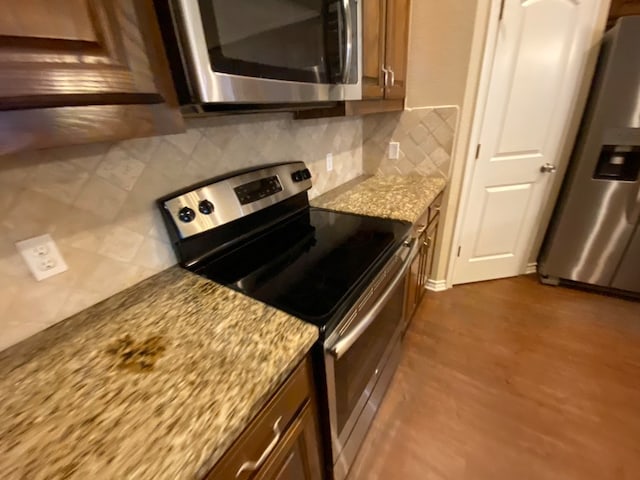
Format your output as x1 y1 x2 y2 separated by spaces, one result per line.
234 176 283 205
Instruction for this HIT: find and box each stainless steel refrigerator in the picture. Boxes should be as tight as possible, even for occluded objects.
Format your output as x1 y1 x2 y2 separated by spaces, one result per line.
538 16 640 295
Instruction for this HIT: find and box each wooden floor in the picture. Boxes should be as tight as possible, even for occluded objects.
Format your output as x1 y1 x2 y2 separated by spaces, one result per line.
348 275 640 480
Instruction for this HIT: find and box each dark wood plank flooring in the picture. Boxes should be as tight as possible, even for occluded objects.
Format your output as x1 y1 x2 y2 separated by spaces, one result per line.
348 275 640 480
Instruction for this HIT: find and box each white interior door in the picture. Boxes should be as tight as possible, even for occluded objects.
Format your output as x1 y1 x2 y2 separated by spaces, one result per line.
453 0 601 285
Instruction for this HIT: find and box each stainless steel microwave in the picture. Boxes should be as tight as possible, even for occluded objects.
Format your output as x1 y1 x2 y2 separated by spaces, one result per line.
158 0 362 107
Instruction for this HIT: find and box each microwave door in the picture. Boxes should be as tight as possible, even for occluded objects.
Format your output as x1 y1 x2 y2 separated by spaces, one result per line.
175 0 361 104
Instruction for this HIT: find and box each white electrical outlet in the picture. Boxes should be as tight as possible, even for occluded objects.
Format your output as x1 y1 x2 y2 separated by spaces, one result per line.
326 153 334 172
388 142 400 160
16 234 68 281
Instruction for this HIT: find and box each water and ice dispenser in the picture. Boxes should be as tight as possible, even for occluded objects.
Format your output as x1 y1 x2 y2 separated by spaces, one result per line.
595 145 640 181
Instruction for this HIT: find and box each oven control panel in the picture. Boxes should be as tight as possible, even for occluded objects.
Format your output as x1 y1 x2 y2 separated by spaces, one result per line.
159 162 312 239
234 175 283 205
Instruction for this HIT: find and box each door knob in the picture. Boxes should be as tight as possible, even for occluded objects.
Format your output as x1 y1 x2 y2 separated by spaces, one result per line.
540 163 557 173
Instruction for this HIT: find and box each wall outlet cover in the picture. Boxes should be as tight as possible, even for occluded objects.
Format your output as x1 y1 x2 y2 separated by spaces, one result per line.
326 153 334 172
388 142 400 160
16 234 68 281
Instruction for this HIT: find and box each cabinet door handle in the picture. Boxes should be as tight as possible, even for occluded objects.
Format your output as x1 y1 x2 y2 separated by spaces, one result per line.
389 67 395 86
382 66 390 87
235 417 282 477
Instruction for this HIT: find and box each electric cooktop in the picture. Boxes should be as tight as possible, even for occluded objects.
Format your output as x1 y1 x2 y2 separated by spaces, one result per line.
158 162 411 335
194 207 409 332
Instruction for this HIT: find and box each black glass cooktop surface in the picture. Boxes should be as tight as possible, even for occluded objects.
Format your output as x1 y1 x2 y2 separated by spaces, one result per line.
194 207 410 332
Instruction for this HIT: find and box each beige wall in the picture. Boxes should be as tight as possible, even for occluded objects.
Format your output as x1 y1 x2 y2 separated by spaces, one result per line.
406 0 479 109
402 0 490 282
0 114 363 351
362 107 458 176
434 0 492 281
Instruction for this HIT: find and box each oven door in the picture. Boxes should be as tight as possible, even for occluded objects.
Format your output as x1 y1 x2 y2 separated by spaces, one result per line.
324 239 418 480
173 0 361 104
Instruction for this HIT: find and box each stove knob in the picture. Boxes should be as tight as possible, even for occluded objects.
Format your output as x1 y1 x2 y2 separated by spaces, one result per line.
302 168 312 180
178 206 196 223
198 199 214 215
291 171 303 182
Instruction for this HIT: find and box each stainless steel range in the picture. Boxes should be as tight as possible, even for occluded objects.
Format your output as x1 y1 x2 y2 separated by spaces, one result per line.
158 162 415 479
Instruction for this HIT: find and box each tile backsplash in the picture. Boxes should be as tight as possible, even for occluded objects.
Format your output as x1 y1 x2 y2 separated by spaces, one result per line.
363 107 458 177
0 113 363 350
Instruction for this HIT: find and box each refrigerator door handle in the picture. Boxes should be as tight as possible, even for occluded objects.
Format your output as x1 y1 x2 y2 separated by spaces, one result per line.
627 181 640 224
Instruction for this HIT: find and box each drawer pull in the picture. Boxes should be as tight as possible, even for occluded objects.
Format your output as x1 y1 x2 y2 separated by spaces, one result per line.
235 416 283 477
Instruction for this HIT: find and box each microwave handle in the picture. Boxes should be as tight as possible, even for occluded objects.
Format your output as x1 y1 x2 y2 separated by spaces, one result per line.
329 239 419 359
341 0 354 83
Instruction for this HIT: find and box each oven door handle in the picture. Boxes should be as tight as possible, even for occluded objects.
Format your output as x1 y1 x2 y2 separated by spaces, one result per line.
341 0 354 83
329 239 420 359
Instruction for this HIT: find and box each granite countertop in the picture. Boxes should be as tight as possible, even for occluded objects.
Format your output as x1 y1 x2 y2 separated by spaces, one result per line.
0 267 318 480
311 174 447 224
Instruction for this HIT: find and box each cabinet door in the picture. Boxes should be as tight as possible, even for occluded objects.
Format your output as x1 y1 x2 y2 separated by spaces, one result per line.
404 224 427 327
415 225 428 305
384 0 410 100
405 249 420 321
424 217 439 284
255 403 323 480
362 0 386 99
0 0 183 153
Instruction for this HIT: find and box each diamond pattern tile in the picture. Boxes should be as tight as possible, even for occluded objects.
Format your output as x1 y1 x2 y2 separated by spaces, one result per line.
0 113 363 351
363 107 458 178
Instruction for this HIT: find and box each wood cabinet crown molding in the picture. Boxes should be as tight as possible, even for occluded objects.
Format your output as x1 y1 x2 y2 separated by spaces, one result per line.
0 0 184 155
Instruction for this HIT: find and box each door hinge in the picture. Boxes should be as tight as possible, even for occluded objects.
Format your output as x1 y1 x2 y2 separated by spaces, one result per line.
457 246 462 257
499 0 506 21
475 144 481 160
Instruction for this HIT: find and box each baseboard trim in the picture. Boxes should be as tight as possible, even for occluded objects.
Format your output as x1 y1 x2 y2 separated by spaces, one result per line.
426 279 448 292
525 262 537 275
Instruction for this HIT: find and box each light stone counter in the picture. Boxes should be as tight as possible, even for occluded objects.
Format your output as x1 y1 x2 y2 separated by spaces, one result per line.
312 174 447 223
0 267 318 479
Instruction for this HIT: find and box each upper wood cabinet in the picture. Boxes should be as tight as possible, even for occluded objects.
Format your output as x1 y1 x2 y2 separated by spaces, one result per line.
296 0 411 119
607 0 640 27
383 0 411 100
362 1 387 99
362 0 411 101
0 0 184 154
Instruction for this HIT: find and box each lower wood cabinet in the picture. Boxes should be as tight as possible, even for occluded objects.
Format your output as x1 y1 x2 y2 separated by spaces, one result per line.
253 403 322 480
205 356 323 480
404 193 442 329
